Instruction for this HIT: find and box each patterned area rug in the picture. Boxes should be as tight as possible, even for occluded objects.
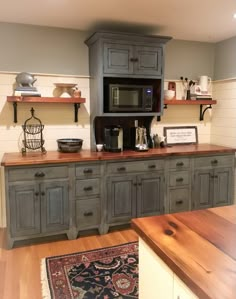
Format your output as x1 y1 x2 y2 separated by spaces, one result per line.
41 242 138 299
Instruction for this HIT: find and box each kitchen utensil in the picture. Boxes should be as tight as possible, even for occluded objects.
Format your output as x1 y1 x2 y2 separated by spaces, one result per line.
57 138 83 153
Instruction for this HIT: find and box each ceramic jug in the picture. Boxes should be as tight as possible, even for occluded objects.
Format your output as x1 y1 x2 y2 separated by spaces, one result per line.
199 76 211 93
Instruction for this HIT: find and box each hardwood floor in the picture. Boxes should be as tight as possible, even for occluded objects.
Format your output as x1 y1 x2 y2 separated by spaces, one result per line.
0 228 138 299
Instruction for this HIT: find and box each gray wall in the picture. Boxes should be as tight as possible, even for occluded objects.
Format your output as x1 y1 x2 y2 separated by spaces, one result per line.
214 36 236 80
0 22 216 78
164 39 215 80
0 22 90 75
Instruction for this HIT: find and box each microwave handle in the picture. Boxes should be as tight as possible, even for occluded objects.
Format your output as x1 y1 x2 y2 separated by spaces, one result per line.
112 87 119 105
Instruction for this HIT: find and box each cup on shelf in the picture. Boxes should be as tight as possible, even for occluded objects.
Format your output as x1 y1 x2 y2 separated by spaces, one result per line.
164 90 175 100
96 144 103 152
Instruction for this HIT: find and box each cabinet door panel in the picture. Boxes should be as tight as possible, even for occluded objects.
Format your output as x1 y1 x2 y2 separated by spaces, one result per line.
137 173 164 217
134 46 162 76
214 168 233 206
9 184 40 237
41 181 69 232
107 175 136 224
104 43 133 74
193 170 213 209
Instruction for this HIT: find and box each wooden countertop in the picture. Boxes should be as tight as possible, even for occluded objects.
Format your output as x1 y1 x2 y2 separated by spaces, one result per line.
1 144 236 166
132 205 236 299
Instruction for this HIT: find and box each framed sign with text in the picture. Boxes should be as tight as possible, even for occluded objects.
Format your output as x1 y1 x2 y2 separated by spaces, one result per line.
163 126 198 145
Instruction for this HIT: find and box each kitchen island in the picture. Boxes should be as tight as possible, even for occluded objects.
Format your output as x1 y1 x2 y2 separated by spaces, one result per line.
131 205 236 299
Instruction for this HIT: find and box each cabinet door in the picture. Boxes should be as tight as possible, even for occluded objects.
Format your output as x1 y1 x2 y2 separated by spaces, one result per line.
9 184 41 237
213 167 233 207
137 172 164 217
41 180 69 233
104 43 133 74
134 46 162 76
107 175 136 224
193 170 214 210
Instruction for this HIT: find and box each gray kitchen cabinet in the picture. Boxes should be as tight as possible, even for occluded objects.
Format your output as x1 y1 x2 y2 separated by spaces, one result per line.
105 159 164 231
5 164 72 248
166 157 191 213
192 155 234 210
74 163 103 235
104 43 162 76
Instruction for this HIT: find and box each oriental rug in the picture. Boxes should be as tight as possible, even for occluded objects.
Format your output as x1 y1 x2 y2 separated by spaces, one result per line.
41 242 138 299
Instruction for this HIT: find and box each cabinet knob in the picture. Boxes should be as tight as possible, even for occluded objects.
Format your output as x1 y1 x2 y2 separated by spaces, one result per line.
176 177 184 182
117 167 126 171
148 165 156 169
41 191 45 196
83 168 93 174
84 211 93 217
34 171 45 178
176 200 183 205
84 186 93 191
35 192 39 196
211 159 218 165
176 162 184 167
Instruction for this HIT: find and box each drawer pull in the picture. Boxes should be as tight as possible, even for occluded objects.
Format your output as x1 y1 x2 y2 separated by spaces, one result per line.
83 168 93 174
211 159 218 165
84 211 93 217
35 171 45 178
84 186 93 191
117 167 126 171
176 162 184 167
35 192 39 196
176 200 183 205
148 165 156 169
211 175 218 179
176 177 184 182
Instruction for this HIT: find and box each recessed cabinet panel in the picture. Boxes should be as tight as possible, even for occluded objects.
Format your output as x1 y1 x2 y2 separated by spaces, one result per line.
194 170 213 209
9 184 41 237
214 168 233 206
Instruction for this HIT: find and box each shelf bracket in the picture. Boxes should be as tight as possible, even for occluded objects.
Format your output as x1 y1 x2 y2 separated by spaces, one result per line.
199 104 212 121
157 104 168 122
74 103 81 122
13 102 17 123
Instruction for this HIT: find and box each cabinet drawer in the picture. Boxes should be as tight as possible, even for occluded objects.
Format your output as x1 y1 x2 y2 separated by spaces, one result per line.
169 158 190 169
169 188 190 213
107 159 164 174
76 198 100 228
194 155 234 168
75 164 101 177
75 179 100 197
169 171 189 187
8 165 68 182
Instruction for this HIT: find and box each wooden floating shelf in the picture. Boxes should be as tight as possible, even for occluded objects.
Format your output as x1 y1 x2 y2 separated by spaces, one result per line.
7 96 86 123
164 99 217 105
7 96 86 104
163 99 217 121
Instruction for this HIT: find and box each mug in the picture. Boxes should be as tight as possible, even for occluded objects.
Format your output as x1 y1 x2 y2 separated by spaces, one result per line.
96 144 103 152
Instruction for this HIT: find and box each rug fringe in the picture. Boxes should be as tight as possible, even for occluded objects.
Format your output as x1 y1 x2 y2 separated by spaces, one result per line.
41 258 51 299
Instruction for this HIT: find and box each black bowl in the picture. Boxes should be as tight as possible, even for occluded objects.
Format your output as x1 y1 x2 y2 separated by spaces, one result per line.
57 138 83 153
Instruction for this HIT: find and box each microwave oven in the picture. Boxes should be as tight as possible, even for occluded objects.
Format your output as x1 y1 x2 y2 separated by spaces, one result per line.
103 78 160 113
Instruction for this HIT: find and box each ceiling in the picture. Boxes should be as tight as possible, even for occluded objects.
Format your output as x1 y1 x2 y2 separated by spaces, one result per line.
1 0 236 42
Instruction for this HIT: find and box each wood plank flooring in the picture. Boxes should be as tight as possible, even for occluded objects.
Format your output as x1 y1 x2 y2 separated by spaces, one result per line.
0 228 138 299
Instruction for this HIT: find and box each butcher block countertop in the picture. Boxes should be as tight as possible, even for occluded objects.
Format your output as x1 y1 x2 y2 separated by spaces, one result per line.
1 144 236 166
132 205 236 299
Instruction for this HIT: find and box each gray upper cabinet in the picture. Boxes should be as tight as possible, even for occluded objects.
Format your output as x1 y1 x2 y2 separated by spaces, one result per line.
104 43 162 76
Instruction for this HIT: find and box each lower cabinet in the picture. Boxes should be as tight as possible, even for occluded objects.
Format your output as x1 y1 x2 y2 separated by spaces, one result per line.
106 160 164 230
5 165 71 248
192 155 234 210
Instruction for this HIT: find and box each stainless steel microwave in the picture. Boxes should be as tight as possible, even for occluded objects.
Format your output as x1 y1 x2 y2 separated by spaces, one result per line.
107 84 153 112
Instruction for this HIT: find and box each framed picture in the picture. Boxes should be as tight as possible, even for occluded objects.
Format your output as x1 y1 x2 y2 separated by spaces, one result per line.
163 126 198 145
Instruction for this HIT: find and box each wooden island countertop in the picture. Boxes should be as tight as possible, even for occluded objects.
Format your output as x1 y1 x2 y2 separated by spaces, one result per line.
1 144 236 166
132 205 236 299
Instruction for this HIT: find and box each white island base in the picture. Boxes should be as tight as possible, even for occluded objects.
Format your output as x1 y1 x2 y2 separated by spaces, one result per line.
139 237 198 299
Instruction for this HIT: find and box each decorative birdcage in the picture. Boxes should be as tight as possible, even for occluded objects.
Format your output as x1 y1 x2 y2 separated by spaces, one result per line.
21 108 46 155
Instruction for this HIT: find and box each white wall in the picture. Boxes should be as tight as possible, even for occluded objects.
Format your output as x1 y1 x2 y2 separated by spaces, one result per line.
0 72 91 227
